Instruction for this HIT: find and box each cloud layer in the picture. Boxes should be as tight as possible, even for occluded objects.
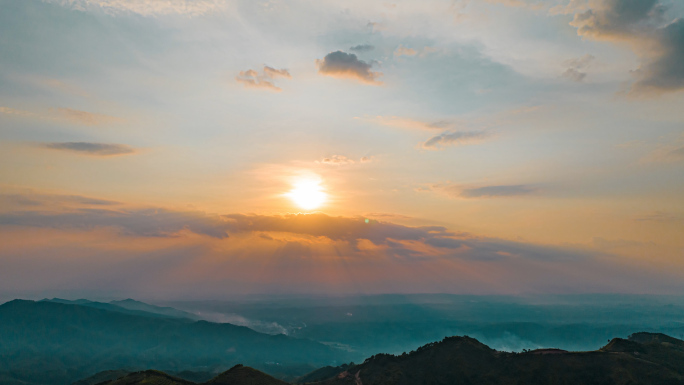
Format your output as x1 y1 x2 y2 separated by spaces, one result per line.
1 192 679 296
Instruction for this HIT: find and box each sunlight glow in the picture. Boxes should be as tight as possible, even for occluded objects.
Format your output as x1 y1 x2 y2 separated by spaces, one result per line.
286 178 327 210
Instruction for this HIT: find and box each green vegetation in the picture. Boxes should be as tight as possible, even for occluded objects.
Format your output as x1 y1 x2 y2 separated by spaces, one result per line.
0 300 349 385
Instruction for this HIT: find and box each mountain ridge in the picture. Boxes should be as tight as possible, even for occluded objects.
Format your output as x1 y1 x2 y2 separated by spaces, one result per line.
73 332 684 385
0 300 349 385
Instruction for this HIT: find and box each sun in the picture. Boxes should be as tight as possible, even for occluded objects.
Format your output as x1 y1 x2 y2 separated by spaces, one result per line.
286 178 327 211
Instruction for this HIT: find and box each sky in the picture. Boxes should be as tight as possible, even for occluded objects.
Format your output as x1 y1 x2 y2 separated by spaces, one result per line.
0 0 683 300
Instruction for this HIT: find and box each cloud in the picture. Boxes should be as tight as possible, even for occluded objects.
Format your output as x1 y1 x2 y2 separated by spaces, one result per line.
48 0 229 17
641 142 684 163
316 155 374 165
2 195 681 296
262 66 292 79
350 44 374 52
54 108 125 126
316 51 382 84
592 237 656 250
484 0 545 9
0 208 232 239
42 142 136 156
1 106 123 126
568 0 684 94
0 192 119 209
236 66 291 92
636 211 683 222
364 116 456 131
0 107 36 118
221 213 454 248
421 131 489 149
570 0 664 40
561 54 595 82
431 183 537 198
317 155 355 165
394 45 417 57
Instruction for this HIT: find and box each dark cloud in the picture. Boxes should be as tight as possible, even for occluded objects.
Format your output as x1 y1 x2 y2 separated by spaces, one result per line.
316 51 382 84
570 0 664 39
569 0 684 94
42 142 136 156
349 44 374 52
634 19 684 93
421 131 489 149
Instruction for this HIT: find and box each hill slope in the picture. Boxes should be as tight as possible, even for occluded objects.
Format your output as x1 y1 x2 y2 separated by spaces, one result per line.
109 299 200 320
0 300 348 385
299 332 684 385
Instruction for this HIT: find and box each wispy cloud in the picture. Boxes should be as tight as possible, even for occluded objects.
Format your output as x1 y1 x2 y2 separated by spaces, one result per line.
430 183 537 198
421 131 490 149
42 142 136 156
49 0 229 17
485 0 545 9
236 66 291 92
54 108 125 126
316 51 382 84
316 155 355 165
561 54 595 82
364 116 455 131
315 155 374 165
0 192 119 209
349 44 374 52
636 211 683 223
1 106 124 126
394 45 417 57
641 143 684 163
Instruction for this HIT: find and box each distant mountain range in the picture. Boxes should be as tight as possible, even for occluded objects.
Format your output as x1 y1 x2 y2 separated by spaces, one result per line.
79 332 684 385
3 297 684 385
0 299 350 385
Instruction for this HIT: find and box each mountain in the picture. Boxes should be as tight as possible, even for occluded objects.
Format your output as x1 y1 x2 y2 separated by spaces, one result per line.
205 365 288 385
40 298 197 320
0 300 349 385
109 299 200 320
71 370 131 385
94 370 193 385
69 332 684 385
87 365 287 385
297 332 684 385
40 298 184 320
